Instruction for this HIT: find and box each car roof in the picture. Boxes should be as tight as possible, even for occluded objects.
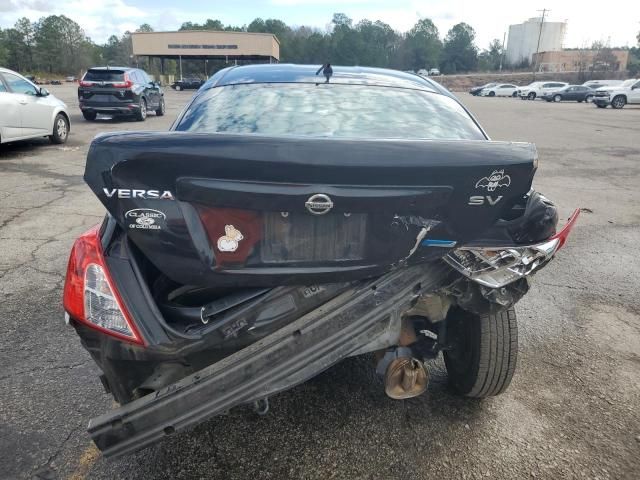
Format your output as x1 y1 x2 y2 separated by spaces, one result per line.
208 64 444 94
87 66 135 71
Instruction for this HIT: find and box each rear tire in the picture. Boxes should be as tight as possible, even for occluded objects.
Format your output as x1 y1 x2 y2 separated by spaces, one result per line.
585 95 593 103
596 104 607 108
175 85 182 91
50 113 69 144
611 95 626 109
553 94 562 102
528 92 536 100
488 91 495 97
444 307 518 398
136 98 147 121
155 97 165 116
82 111 96 121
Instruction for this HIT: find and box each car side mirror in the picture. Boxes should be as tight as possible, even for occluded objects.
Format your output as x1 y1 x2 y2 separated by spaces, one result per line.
38 87 49 97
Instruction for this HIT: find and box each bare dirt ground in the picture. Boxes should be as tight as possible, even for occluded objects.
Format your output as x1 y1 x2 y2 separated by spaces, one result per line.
1 85 639 480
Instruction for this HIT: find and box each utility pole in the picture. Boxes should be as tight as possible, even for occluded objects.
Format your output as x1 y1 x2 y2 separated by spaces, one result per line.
532 8 549 78
499 31 506 71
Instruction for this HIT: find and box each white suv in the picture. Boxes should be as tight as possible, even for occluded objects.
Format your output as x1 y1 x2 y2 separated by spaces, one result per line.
593 79 640 109
0 67 70 144
519 81 568 100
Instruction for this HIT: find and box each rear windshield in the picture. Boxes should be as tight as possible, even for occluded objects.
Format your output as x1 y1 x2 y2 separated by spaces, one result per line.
83 69 125 82
175 83 485 141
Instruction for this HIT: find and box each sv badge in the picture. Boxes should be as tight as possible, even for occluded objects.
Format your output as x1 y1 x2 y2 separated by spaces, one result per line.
468 195 503 206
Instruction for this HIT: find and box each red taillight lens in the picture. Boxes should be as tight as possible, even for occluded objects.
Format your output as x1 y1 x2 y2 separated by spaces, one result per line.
113 73 133 88
550 208 580 250
63 225 144 345
79 80 92 87
196 206 262 267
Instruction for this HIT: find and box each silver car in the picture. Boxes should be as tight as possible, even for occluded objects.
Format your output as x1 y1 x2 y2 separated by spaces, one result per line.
0 67 70 144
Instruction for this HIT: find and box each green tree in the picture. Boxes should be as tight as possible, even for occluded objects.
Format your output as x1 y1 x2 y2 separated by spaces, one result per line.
0 29 7 66
478 39 504 71
34 15 91 74
441 23 478 74
402 19 442 71
179 19 225 31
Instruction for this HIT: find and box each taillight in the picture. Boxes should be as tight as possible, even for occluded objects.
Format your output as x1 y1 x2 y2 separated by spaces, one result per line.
63 225 144 345
79 80 93 87
113 73 133 88
550 208 580 250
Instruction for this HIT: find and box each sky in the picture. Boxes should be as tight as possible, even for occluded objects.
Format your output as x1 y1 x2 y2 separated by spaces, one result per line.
1 0 638 50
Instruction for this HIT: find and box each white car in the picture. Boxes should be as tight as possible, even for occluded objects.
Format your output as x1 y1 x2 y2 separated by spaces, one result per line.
593 78 640 109
582 79 622 90
480 84 519 97
0 67 70 144
428 68 441 76
518 81 568 100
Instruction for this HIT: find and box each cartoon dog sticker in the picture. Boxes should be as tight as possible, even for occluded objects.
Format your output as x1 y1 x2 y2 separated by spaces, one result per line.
217 225 244 252
475 170 511 192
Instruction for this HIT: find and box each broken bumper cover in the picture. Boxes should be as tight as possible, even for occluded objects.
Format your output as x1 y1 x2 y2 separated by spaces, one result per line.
444 209 580 288
88 263 449 458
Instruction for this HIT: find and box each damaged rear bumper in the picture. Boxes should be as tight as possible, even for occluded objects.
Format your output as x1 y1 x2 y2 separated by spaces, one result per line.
88 263 450 458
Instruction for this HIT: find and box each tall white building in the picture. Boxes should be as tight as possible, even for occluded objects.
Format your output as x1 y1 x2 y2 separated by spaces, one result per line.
506 17 566 66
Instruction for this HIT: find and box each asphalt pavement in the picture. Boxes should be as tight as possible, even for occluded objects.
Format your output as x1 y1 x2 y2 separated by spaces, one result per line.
1 85 638 480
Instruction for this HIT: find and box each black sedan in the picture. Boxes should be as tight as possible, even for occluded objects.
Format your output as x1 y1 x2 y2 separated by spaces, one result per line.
542 85 595 103
469 82 497 96
171 77 205 91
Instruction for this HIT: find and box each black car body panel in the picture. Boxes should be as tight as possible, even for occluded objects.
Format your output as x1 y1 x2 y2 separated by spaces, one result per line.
78 67 163 116
84 132 538 287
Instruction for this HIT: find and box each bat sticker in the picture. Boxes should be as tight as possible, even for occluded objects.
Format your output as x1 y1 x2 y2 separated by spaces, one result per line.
475 170 511 192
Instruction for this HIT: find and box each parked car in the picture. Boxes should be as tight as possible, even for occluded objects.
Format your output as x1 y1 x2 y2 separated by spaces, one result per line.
416 69 429 76
519 81 568 100
171 77 205 91
593 78 640 109
50 79 62 85
428 68 441 76
541 85 595 103
0 67 70 144
582 79 622 90
480 83 519 97
63 64 578 458
78 66 165 121
65 76 76 82
469 82 497 96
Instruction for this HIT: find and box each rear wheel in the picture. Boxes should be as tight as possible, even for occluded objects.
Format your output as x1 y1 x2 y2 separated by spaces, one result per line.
553 94 562 102
528 92 536 100
488 91 495 97
585 95 593 103
136 98 147 121
50 113 69 144
444 307 518 398
596 104 607 108
611 95 626 109
175 85 182 91
82 111 96 121
155 97 165 116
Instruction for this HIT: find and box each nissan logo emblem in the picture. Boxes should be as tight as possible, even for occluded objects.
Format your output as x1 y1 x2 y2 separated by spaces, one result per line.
305 194 334 215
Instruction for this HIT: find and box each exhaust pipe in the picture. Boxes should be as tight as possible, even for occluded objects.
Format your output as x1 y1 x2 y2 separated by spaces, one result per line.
383 353 429 399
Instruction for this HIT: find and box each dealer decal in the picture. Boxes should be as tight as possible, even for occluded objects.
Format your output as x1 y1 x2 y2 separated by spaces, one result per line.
125 209 166 230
